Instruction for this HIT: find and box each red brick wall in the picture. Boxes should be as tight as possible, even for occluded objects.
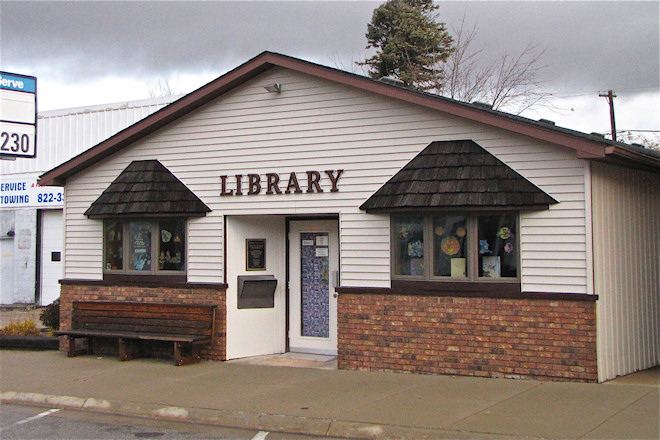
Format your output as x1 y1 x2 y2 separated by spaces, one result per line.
338 293 597 382
59 281 226 360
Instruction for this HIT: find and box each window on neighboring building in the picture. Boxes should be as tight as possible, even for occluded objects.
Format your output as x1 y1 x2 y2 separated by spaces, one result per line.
104 219 186 274
392 213 518 281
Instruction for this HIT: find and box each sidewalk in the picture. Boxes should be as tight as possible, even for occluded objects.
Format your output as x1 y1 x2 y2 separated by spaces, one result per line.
1 350 658 439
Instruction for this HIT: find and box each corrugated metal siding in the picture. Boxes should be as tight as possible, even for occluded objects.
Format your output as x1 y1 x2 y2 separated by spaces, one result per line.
1 96 177 179
63 67 590 293
592 162 660 381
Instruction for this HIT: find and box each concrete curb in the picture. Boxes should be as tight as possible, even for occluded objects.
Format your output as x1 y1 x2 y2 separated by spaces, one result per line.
0 391 521 439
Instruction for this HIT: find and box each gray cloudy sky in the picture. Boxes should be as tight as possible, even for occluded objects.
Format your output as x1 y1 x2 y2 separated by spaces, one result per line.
2 1 658 137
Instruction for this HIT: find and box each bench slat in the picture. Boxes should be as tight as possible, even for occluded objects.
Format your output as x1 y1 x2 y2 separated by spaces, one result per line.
55 329 211 343
74 302 213 314
73 322 211 335
73 309 214 322
73 316 212 329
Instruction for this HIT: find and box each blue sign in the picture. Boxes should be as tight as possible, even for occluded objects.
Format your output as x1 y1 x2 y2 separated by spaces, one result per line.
0 72 36 93
0 72 37 158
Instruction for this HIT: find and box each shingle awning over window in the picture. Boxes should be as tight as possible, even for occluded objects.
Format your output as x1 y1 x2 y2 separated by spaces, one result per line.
85 160 211 218
360 140 558 213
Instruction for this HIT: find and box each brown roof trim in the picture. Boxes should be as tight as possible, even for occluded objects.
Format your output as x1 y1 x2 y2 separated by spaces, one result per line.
39 51 658 186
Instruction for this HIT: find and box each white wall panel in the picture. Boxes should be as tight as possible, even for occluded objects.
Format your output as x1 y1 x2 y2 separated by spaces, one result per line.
62 68 590 293
592 162 660 381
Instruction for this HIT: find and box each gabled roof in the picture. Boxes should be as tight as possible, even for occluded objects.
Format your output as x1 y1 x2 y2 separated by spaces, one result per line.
84 160 211 218
360 140 558 212
39 51 659 186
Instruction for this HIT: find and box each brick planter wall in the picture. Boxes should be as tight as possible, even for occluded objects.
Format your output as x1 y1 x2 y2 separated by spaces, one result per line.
59 280 227 360
338 293 597 382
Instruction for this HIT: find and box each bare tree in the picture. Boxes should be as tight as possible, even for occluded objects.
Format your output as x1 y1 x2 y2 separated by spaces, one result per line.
616 131 660 151
487 45 549 113
146 79 179 98
434 15 551 114
439 17 490 104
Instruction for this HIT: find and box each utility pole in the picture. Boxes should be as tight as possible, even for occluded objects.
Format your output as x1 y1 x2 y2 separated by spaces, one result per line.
599 90 617 141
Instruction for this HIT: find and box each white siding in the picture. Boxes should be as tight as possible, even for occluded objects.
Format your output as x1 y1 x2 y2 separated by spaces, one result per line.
592 162 660 381
63 68 590 293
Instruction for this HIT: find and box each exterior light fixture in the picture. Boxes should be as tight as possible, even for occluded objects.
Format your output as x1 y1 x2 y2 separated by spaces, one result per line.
264 83 281 93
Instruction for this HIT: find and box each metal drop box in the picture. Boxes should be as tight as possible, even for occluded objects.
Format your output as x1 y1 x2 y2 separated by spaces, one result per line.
237 275 277 309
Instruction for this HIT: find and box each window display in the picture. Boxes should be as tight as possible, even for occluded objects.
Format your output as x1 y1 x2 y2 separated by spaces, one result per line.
393 217 425 276
478 214 517 278
104 219 186 274
392 213 518 281
130 221 152 271
433 215 467 277
104 221 123 270
159 220 186 271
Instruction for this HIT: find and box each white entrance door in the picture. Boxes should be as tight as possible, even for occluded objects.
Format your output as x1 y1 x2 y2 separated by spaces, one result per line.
288 220 339 355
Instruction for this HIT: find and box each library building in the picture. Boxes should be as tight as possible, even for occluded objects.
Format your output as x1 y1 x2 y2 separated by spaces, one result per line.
40 52 659 382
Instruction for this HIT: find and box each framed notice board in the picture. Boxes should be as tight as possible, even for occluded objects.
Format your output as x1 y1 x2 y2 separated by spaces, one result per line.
246 239 266 270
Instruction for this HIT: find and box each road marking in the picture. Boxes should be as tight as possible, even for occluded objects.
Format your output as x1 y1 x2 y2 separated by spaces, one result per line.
252 431 269 440
0 408 61 431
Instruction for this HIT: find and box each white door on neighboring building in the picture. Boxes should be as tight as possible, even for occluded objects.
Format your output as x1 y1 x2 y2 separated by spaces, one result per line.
0 238 14 304
288 219 339 355
39 209 63 306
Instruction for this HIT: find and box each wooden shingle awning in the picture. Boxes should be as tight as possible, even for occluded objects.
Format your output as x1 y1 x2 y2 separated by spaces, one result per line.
84 160 211 218
360 140 558 213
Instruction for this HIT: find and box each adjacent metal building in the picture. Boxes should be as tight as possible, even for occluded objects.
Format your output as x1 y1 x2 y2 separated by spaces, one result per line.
0 96 177 305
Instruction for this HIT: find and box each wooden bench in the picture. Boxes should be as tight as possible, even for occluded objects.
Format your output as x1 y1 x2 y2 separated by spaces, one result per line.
55 301 216 366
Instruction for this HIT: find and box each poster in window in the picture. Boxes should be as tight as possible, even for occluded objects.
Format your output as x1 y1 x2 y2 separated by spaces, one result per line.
451 258 466 277
482 256 501 278
130 222 151 271
246 239 266 270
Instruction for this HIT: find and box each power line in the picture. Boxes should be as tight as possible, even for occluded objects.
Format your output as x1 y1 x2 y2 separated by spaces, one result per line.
546 86 659 99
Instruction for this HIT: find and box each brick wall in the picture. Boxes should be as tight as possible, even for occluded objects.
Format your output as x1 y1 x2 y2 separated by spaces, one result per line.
59 281 226 360
338 293 597 382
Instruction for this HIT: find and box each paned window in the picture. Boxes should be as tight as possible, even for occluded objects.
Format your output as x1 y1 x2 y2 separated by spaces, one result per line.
433 215 468 277
392 213 518 281
104 219 186 274
393 217 425 276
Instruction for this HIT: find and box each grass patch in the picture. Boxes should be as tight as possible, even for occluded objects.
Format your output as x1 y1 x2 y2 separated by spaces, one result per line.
0 319 42 336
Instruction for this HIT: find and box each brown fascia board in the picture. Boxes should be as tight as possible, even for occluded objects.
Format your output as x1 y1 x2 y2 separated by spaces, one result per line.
38 51 657 186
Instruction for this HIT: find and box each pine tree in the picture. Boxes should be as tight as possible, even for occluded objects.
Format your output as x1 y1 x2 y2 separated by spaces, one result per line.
358 0 454 91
